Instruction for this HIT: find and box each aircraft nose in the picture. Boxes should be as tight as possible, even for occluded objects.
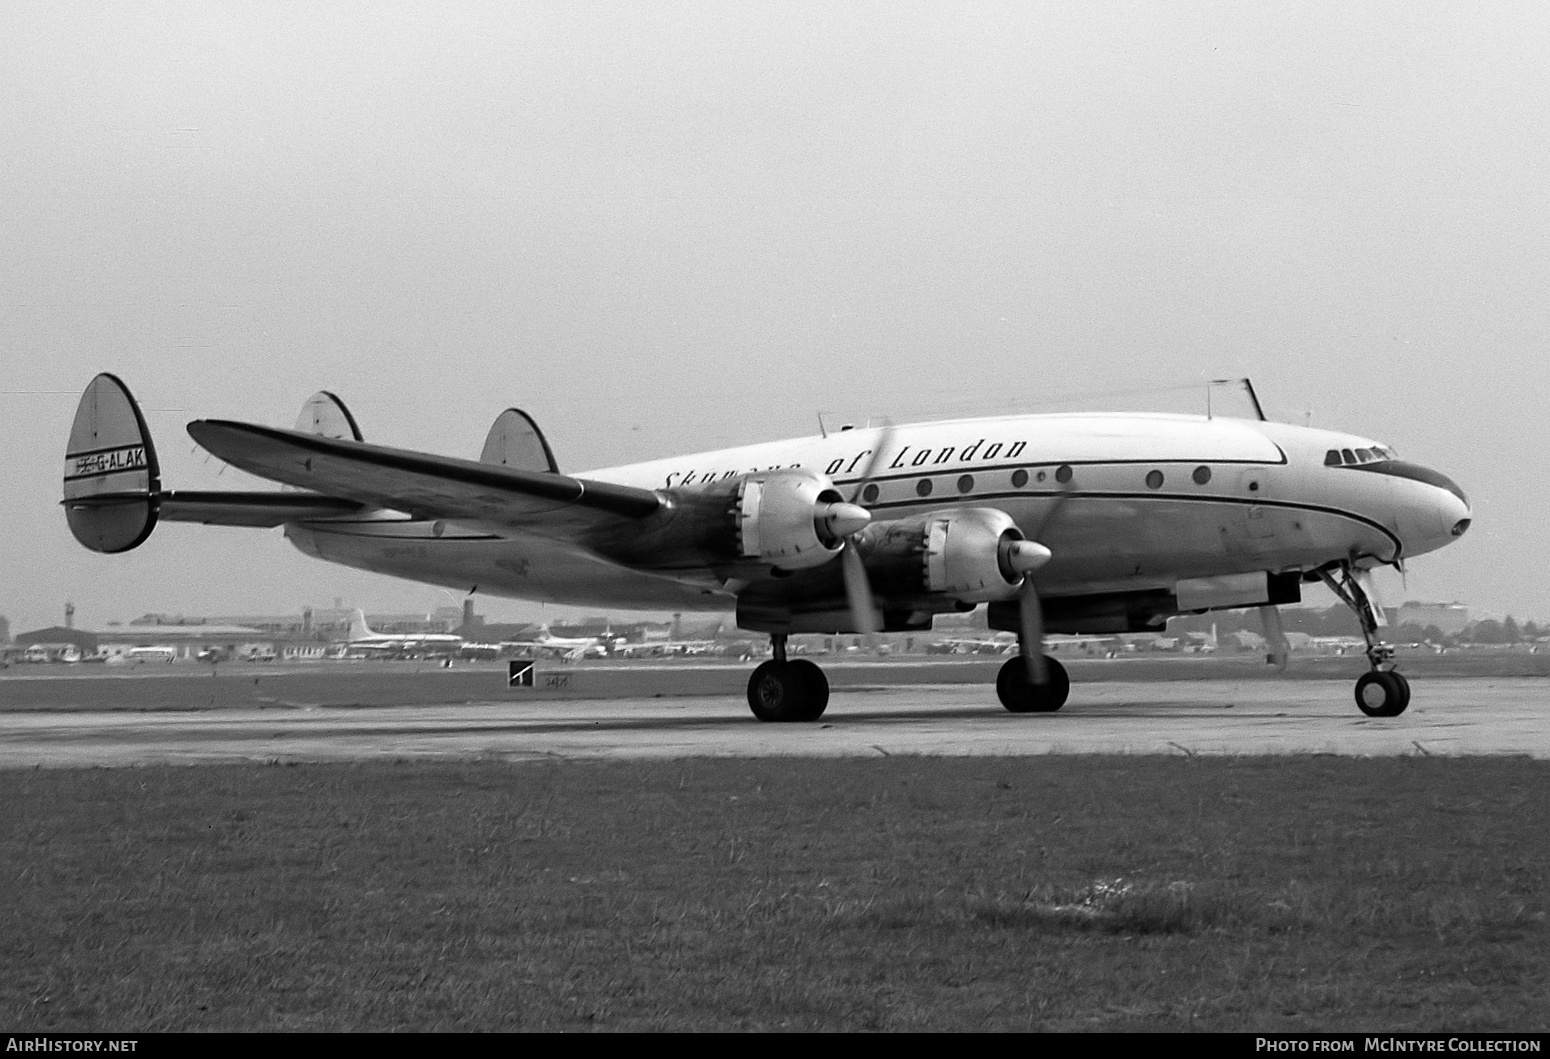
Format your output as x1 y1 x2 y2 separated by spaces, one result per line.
1412 470 1472 555
1442 490 1471 540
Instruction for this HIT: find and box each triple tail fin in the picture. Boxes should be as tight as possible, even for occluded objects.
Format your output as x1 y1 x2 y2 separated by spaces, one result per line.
62 375 366 553
480 409 559 473
296 391 364 441
63 373 161 553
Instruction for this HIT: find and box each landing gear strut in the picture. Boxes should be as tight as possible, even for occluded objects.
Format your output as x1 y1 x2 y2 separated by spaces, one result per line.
1320 563 1411 717
746 634 830 722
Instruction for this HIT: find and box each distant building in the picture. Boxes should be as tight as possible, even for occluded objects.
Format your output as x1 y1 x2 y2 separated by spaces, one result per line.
12 623 273 661
0 615 9 644
1392 601 1470 635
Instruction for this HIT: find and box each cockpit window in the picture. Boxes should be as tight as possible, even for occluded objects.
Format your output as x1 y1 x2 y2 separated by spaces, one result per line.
1328 446 1400 467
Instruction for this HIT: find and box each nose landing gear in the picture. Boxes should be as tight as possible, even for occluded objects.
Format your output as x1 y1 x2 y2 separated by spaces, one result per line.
1320 564 1411 717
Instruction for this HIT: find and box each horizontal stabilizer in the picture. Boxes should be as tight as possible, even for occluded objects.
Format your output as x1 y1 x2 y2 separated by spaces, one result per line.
66 488 363 529
480 408 559 473
159 491 365 527
63 374 161 553
187 420 662 529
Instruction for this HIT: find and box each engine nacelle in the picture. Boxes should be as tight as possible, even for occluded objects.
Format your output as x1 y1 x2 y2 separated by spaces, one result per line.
736 471 864 571
863 507 1028 604
923 507 1027 602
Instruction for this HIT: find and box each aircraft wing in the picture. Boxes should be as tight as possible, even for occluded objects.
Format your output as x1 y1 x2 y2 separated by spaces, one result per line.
186 420 662 533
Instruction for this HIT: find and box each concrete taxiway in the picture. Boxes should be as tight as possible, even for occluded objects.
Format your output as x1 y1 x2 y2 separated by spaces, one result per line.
2 676 1546 769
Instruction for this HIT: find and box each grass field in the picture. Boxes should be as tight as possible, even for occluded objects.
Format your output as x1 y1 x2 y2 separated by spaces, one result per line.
3 756 1546 1031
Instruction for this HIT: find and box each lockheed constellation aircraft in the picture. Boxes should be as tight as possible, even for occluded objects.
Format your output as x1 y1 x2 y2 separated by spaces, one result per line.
62 374 1469 721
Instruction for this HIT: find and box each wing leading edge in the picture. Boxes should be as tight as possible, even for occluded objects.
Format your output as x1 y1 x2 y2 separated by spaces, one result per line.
186 420 663 533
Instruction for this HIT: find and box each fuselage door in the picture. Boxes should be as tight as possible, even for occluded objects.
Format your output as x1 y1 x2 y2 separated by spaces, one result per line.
1230 466 1276 556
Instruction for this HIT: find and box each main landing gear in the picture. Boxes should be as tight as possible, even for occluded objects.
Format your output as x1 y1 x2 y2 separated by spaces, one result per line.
1321 563 1411 717
746 635 830 722
995 655 1070 713
745 635 1074 722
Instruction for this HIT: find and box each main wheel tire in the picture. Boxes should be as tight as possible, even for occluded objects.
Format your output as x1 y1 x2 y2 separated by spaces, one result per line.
747 660 827 722
787 658 830 721
996 655 1070 713
1355 670 1410 717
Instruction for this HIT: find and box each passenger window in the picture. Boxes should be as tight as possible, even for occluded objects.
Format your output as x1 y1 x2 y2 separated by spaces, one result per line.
916 479 933 497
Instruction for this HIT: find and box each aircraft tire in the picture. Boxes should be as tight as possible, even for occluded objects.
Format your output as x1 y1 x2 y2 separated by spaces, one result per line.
1355 670 1410 717
996 656 1070 713
787 659 830 721
747 660 827 722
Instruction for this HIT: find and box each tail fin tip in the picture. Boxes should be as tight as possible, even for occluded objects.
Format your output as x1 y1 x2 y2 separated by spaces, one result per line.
296 391 364 441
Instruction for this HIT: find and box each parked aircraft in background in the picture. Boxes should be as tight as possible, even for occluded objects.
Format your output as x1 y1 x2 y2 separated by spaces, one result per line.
927 633 1019 655
62 374 1469 721
345 609 463 655
503 623 608 660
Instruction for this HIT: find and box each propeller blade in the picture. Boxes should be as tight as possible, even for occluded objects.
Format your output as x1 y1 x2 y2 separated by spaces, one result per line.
1028 481 1076 542
840 542 879 645
1018 577 1048 684
846 420 896 506
1259 604 1290 670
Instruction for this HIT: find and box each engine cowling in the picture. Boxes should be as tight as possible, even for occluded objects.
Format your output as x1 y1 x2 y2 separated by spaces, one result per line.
735 471 870 571
862 507 1032 604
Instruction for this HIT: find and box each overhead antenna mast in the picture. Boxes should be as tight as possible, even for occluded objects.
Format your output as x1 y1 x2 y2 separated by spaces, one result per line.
1208 378 1268 422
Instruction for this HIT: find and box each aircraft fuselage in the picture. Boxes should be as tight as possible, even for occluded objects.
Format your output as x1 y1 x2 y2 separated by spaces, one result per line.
283 412 1469 623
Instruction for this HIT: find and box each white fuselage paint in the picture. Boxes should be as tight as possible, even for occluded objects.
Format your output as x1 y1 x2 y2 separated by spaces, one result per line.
283 413 1470 616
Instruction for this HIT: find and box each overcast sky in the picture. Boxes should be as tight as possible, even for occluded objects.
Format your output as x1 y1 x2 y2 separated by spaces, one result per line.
3 2 1545 631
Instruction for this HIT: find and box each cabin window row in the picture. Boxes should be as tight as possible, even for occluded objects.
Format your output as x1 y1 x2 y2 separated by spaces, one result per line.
857 464 1216 502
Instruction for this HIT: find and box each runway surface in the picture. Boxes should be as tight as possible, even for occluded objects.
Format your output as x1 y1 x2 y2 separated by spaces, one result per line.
2 674 1546 768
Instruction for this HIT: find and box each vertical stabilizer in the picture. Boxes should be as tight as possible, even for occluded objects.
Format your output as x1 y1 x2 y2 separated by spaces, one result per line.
296 391 364 440
480 409 559 473
63 374 161 553
348 609 375 641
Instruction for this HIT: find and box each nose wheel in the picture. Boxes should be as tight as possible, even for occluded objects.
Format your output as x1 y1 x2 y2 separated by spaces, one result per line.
1355 670 1411 718
1321 563 1412 717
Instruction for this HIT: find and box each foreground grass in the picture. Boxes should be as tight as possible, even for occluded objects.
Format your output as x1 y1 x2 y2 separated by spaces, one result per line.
2 756 1546 1031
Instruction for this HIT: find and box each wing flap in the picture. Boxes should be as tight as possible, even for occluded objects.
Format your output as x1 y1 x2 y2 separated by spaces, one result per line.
186 420 661 530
